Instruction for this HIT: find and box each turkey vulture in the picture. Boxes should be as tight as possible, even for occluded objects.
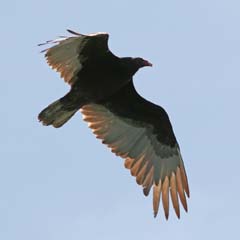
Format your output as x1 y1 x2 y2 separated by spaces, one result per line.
38 29 189 219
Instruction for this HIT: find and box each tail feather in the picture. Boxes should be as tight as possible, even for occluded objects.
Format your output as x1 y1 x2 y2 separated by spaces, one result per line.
38 99 78 128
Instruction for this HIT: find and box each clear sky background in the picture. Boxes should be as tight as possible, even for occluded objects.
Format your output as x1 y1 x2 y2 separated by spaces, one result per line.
1 0 240 239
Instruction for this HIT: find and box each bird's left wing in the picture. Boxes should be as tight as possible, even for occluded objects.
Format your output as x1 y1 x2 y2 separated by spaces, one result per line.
80 81 190 219
39 29 111 86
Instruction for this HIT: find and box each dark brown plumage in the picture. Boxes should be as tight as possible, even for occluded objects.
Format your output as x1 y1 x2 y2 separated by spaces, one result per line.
38 30 189 219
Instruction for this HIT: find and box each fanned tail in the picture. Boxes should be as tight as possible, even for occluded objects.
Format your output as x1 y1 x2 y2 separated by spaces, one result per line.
38 99 78 128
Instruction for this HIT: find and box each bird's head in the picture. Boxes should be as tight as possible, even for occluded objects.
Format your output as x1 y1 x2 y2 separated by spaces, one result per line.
122 57 152 76
133 57 153 69
131 57 152 75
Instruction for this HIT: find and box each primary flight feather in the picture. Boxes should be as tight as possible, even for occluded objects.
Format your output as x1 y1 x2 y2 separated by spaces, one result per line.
38 29 189 219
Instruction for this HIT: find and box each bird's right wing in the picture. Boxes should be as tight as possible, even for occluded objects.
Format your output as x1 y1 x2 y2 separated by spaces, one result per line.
80 81 190 219
39 30 112 86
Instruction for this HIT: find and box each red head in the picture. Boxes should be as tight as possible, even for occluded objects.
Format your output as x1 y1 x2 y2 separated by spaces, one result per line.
133 57 153 68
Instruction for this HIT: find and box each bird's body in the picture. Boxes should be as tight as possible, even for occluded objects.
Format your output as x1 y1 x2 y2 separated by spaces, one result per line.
72 56 136 102
38 30 189 219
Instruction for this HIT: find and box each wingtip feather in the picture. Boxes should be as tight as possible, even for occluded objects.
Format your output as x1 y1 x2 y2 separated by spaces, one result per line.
153 180 162 218
162 176 170 220
170 172 180 218
66 29 82 35
180 164 190 198
176 167 188 212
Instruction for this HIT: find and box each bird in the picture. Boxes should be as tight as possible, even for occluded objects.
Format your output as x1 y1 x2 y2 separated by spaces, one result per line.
38 29 189 219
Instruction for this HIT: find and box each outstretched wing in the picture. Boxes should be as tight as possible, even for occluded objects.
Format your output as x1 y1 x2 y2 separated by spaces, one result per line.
39 29 112 86
80 81 189 219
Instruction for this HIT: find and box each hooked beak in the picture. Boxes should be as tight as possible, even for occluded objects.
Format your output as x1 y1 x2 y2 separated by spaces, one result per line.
143 60 153 67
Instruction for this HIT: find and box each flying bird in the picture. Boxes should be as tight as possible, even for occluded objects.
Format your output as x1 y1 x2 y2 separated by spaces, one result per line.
38 29 189 219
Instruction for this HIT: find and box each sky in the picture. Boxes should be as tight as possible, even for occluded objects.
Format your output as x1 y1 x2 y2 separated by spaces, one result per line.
1 0 240 239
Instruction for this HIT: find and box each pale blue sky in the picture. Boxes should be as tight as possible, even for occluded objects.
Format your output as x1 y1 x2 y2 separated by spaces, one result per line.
1 0 240 239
